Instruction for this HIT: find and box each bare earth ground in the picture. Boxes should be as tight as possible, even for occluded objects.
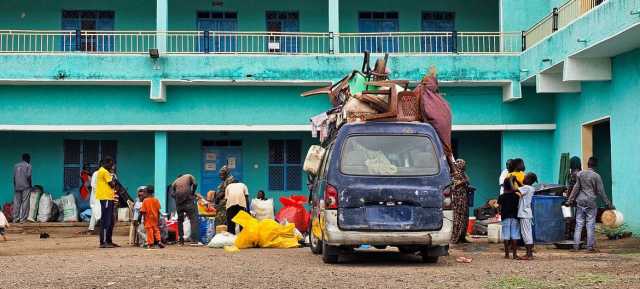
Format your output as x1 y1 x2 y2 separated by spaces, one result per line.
1 232 640 289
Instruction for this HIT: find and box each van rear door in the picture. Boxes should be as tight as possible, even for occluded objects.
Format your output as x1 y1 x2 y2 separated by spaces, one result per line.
335 134 448 231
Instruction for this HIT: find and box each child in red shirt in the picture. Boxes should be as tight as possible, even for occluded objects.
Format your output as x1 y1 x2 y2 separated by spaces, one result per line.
139 186 164 249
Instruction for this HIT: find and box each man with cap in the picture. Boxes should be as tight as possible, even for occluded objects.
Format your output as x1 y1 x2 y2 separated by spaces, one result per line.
214 166 235 229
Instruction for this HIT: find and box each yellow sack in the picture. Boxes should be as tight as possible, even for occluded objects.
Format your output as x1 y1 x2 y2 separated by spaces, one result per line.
232 211 301 249
258 219 301 249
233 211 260 249
224 245 240 253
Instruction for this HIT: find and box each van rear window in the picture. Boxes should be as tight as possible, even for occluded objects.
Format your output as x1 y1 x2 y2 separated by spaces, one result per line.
340 135 440 176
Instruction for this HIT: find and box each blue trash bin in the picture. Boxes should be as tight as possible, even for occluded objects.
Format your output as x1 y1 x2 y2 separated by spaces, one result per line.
532 195 565 244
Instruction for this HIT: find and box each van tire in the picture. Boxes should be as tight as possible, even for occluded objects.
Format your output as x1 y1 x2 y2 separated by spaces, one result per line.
309 220 322 255
322 242 339 264
422 255 439 263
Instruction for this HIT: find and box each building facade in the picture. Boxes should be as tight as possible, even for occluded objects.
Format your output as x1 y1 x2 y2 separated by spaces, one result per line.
0 0 639 230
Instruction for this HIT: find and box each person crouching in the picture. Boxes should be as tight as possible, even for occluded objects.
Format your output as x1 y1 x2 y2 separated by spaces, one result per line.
139 186 164 249
498 176 521 259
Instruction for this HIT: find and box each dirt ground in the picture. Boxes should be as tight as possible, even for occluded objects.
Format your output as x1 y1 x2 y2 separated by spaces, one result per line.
1 232 640 289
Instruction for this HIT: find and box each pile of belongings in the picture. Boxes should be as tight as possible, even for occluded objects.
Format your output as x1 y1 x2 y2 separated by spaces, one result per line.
20 185 79 223
230 211 302 250
472 199 500 235
303 52 452 155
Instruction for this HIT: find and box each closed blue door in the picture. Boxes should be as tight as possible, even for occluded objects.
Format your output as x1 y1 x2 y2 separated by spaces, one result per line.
358 12 399 53
198 12 238 53
421 12 455 53
266 11 300 53
201 147 243 193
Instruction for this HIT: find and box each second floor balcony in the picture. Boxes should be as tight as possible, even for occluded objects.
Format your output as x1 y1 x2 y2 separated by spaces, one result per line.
0 30 522 55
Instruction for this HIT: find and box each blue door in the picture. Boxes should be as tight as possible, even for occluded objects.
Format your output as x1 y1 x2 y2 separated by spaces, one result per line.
266 11 300 53
421 11 455 53
201 147 243 193
358 12 399 53
61 10 114 52
197 12 238 53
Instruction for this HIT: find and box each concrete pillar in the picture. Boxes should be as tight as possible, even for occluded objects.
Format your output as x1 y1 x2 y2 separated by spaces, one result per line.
154 131 168 211
156 0 168 52
328 0 339 53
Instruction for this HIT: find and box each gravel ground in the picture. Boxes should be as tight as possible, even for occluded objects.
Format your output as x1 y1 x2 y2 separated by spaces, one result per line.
1 233 640 289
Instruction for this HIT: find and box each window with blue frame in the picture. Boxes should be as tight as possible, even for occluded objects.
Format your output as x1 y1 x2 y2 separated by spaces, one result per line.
358 11 399 53
266 11 299 53
63 140 117 192
421 11 455 53
62 10 115 52
268 140 302 192
197 11 238 53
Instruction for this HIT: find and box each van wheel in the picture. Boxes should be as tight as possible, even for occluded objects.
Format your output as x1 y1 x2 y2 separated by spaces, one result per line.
322 242 340 264
309 221 322 255
421 250 439 263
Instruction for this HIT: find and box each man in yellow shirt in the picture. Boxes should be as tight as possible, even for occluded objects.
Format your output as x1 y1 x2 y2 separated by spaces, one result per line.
96 157 117 248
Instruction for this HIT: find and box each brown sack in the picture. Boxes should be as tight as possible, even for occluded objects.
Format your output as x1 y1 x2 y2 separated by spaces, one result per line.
414 75 452 150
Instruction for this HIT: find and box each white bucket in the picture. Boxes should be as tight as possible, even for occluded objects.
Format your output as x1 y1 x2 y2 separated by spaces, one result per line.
601 210 624 228
487 223 502 243
561 206 574 218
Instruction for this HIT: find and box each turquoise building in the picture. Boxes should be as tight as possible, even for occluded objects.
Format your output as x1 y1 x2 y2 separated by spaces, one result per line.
0 0 639 231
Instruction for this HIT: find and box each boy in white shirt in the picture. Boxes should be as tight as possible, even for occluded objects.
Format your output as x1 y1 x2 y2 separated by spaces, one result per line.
517 172 538 260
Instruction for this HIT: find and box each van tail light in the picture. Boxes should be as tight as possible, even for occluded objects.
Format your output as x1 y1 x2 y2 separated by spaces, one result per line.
324 184 339 209
442 186 452 210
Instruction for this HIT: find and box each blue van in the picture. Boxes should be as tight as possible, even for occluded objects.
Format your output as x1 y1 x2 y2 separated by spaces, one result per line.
308 122 453 264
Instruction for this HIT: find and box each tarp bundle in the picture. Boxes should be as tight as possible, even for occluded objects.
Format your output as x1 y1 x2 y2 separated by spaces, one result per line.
232 211 301 249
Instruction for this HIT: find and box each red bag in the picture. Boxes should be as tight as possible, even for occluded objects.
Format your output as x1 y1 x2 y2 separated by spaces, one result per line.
3 203 12 223
275 196 310 234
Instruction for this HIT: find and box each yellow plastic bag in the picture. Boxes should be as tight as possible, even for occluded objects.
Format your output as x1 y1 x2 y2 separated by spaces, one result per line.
224 245 240 253
233 211 260 249
232 211 301 249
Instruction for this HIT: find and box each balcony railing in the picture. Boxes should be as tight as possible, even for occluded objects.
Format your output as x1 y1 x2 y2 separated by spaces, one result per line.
0 30 521 55
524 0 605 49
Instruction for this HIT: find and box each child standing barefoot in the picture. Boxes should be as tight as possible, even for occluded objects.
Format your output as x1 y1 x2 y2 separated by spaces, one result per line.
498 176 521 259
139 186 164 249
0 210 9 241
517 173 538 260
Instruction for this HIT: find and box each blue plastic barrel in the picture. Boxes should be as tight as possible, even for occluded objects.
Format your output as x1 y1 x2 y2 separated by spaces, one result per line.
531 195 565 244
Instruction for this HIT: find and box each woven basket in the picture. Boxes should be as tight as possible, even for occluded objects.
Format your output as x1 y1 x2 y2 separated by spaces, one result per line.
396 92 421 121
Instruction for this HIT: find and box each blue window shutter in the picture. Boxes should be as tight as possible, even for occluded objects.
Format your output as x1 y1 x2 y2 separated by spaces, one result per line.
95 18 114 52
61 18 79 51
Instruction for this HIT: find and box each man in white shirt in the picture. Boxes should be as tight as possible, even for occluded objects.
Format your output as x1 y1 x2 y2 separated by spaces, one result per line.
88 162 101 232
225 180 249 234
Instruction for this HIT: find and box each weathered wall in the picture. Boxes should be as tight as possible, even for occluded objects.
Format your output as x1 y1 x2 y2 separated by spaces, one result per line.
0 133 155 204
501 0 552 32
168 0 327 32
0 0 156 30
553 48 640 232
453 131 502 212
521 0 640 77
340 0 500 32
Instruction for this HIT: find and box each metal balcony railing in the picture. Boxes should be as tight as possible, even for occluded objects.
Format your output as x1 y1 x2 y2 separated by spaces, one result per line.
523 0 605 49
338 32 522 54
0 30 522 55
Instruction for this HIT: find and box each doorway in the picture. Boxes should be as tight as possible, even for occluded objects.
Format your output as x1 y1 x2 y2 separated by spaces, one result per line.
582 117 612 203
201 140 243 193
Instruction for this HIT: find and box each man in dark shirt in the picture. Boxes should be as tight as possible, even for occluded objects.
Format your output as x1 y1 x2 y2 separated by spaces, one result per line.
567 157 613 252
171 174 200 245
498 176 521 259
